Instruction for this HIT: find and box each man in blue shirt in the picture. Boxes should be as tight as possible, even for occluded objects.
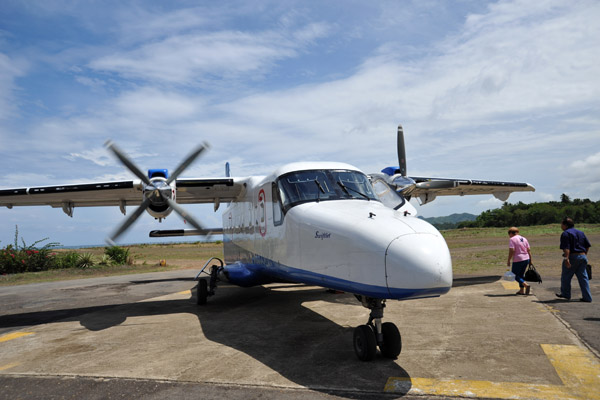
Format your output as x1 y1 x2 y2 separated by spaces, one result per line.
556 217 592 302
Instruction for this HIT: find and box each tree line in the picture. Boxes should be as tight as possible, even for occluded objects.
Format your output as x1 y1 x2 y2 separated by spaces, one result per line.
458 194 600 228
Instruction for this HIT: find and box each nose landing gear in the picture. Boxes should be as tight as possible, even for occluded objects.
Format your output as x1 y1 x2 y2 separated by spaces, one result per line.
353 296 402 361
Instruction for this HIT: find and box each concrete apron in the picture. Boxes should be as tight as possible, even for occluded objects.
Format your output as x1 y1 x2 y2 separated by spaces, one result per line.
1 279 599 399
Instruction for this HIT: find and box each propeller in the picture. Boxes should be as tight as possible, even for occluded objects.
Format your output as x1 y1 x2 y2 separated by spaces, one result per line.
105 141 210 245
105 141 152 185
384 125 457 201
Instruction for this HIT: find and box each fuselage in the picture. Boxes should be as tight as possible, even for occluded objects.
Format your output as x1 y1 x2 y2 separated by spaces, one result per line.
222 162 452 300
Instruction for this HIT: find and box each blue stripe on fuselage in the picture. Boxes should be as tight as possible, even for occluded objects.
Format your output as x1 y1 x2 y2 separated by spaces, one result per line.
222 244 450 300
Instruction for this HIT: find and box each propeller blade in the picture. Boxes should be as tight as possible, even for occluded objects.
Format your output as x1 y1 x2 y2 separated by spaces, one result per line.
106 197 151 246
166 142 209 184
105 140 151 185
166 198 213 237
397 125 407 177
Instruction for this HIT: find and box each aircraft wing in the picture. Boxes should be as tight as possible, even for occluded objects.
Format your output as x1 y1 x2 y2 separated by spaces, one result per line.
174 178 245 205
407 176 535 205
0 178 245 214
375 125 536 206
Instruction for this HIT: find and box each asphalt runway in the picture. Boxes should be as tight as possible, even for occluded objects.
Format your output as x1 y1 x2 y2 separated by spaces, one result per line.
1 270 599 400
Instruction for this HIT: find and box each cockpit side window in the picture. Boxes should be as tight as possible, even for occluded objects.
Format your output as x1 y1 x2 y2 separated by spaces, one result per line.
372 178 406 210
335 171 377 200
276 169 380 212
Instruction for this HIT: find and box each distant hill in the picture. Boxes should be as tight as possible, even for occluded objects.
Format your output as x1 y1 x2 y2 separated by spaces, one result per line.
419 213 477 230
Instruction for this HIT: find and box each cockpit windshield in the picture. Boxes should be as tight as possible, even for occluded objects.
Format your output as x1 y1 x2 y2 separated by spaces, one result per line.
276 169 379 211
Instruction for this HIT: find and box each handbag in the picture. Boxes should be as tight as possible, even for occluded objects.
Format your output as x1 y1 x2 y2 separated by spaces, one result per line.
524 263 542 283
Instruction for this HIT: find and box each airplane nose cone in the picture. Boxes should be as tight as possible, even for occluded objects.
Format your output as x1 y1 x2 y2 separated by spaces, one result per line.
385 233 452 298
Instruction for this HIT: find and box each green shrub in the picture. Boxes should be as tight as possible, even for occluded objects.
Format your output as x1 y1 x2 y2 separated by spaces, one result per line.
54 252 81 269
0 226 60 274
105 246 130 265
98 254 112 266
0 245 21 274
77 253 95 269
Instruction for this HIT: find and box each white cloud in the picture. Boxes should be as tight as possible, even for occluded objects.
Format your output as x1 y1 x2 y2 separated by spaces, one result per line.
66 147 113 167
563 152 600 199
89 25 330 84
571 152 600 171
0 53 27 120
113 88 204 121
113 6 215 44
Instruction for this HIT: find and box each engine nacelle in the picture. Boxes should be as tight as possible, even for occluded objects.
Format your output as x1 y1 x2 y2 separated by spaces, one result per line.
143 176 176 220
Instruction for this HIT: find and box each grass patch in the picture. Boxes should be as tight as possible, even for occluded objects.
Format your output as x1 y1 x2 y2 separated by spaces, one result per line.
0 242 223 286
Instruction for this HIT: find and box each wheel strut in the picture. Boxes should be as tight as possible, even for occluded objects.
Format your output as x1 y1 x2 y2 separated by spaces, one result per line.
353 296 402 360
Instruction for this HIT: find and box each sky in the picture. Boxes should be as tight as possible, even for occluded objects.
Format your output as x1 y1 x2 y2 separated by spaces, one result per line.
1 0 599 247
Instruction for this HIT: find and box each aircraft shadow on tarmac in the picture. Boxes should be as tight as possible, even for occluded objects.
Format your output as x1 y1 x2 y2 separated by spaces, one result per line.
452 275 500 287
128 277 196 284
0 284 411 398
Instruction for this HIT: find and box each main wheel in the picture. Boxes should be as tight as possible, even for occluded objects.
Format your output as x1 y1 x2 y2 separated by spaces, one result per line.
353 325 377 361
379 322 401 359
196 279 208 305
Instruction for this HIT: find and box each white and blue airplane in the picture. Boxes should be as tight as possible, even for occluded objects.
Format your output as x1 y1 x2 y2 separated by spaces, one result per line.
0 125 534 361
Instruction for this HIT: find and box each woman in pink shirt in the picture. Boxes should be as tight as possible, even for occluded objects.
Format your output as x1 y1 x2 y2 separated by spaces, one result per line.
507 227 532 295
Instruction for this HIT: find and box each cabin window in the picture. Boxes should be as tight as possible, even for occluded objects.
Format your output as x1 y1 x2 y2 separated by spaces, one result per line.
276 169 379 212
272 182 284 225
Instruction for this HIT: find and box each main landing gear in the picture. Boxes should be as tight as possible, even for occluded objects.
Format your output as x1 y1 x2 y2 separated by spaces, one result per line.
195 257 223 305
353 296 402 361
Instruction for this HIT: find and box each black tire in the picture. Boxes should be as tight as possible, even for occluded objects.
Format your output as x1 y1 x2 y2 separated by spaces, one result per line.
197 279 208 305
353 325 377 361
379 322 401 359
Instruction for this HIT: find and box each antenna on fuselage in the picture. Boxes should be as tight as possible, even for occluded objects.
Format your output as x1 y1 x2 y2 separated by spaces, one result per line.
225 162 230 177
397 125 407 177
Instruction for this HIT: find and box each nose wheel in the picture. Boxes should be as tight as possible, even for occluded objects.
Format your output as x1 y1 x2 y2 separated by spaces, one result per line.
353 296 402 361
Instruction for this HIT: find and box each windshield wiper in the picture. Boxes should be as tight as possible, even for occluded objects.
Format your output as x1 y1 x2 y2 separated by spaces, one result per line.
314 180 325 202
337 182 370 200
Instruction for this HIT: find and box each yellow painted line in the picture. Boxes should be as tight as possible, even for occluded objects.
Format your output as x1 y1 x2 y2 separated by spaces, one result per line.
0 363 19 371
177 290 191 295
385 344 600 399
0 363 20 371
0 332 34 343
543 344 600 400
385 376 570 399
545 304 561 314
501 281 520 290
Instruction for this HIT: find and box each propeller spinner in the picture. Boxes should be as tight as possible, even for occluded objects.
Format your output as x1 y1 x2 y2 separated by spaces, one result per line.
105 141 210 245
